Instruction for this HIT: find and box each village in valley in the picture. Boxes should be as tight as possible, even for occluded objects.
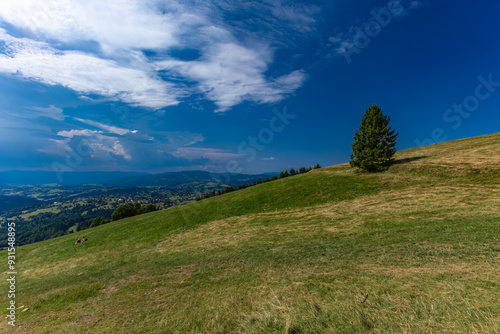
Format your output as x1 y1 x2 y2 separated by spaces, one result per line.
0 183 209 248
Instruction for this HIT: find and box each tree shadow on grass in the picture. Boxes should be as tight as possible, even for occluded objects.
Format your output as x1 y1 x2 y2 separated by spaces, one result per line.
392 156 427 165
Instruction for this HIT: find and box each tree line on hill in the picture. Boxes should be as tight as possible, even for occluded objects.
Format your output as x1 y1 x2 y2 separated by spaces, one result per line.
197 164 321 201
90 203 157 228
0 195 39 212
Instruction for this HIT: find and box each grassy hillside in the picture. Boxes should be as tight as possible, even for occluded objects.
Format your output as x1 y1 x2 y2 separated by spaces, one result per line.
2 133 499 333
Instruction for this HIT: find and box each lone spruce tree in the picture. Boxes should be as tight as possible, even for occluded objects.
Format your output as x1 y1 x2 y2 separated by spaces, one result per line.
350 104 398 172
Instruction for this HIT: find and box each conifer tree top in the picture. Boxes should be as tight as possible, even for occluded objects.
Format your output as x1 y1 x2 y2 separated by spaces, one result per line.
350 104 398 172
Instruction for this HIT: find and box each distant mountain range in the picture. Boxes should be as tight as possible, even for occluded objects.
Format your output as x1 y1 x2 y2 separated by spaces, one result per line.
104 170 276 187
0 170 277 187
0 170 149 186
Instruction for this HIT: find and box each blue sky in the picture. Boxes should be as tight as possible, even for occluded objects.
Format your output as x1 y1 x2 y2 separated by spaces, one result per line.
0 0 499 174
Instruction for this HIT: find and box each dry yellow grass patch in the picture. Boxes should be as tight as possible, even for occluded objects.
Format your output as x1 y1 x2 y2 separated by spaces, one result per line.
154 180 499 256
309 183 500 220
103 265 195 294
360 260 499 278
156 213 311 254
22 255 92 279
390 133 500 174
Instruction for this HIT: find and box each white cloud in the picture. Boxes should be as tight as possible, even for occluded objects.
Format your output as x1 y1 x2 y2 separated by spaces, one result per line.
37 138 71 156
265 0 320 31
26 105 66 121
0 0 309 112
90 140 131 161
154 131 243 162
261 157 277 160
328 0 424 59
158 43 306 112
171 147 242 161
0 0 184 52
164 131 205 147
57 129 103 138
0 29 181 109
73 118 132 136
49 128 132 160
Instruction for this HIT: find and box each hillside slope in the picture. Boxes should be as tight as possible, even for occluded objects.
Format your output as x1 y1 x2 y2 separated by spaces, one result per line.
2 133 499 333
104 170 276 187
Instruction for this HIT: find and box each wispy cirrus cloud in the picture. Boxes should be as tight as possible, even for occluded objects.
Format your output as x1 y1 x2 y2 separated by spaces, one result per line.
171 147 243 161
0 0 315 112
0 29 182 109
327 0 425 62
265 0 321 32
158 43 306 112
146 131 241 162
25 105 66 121
37 139 71 157
57 129 103 138
73 118 135 136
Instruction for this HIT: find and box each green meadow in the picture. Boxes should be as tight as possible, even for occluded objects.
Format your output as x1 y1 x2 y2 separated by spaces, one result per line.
2 133 499 333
